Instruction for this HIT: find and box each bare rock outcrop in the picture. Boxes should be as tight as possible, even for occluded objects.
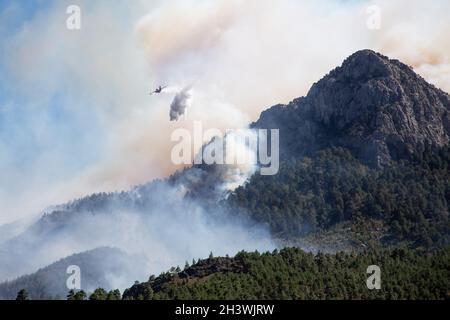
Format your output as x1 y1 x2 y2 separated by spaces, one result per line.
254 50 450 167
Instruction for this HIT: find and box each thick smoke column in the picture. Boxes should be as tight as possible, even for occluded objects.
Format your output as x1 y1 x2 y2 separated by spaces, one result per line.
170 87 193 121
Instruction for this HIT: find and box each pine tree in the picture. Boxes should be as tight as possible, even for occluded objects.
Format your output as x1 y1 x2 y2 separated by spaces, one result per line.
67 289 76 300
89 288 108 300
74 290 87 300
106 289 121 300
16 289 28 300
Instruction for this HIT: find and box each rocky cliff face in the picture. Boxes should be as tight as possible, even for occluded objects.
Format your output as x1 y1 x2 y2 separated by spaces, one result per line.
254 50 450 167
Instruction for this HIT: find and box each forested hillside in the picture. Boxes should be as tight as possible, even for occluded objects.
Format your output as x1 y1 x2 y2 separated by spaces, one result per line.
225 146 450 248
220 50 450 248
122 247 450 300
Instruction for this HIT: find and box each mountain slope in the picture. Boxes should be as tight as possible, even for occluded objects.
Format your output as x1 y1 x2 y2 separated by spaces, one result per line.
1 50 449 298
224 50 450 247
253 50 450 167
123 51 450 300
0 247 137 300
226 146 450 246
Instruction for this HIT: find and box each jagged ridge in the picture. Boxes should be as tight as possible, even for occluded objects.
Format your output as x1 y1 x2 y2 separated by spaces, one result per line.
254 49 450 167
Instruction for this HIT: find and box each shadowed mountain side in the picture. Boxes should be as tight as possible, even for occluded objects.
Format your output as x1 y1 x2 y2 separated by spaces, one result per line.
0 247 143 300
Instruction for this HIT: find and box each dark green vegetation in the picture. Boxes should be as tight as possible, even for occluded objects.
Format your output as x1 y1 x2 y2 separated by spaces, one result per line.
15 289 28 300
67 289 87 300
66 288 121 300
122 247 450 300
225 147 450 248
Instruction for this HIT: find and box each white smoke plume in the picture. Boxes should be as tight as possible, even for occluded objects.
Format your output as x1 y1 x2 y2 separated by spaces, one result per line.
170 87 193 121
0 178 275 293
203 129 259 193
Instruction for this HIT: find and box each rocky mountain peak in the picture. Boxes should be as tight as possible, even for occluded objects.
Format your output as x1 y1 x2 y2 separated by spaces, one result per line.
330 49 394 82
254 50 450 167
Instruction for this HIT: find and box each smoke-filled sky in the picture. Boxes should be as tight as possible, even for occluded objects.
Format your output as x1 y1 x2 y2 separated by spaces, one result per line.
0 0 449 224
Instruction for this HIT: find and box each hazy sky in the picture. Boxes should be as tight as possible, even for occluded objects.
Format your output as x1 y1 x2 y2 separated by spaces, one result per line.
0 0 449 224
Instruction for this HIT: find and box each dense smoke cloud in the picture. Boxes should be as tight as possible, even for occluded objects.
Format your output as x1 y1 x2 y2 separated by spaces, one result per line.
0 177 275 292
